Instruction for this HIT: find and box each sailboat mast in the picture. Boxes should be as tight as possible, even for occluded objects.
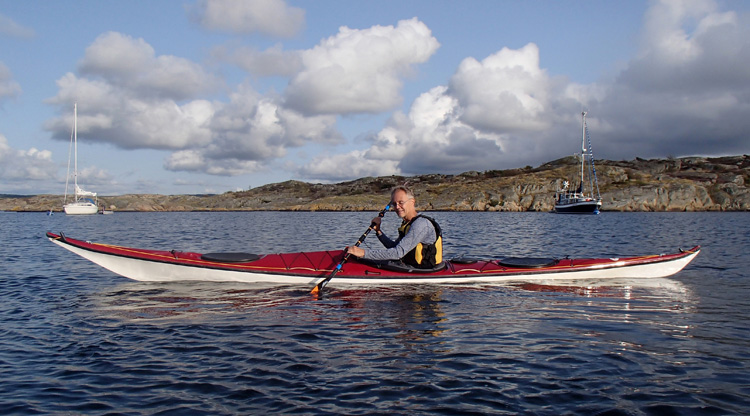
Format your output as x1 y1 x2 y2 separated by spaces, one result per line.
73 102 78 198
580 111 586 192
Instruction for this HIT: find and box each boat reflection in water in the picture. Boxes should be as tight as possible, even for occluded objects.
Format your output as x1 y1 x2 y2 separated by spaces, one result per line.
90 277 692 324
509 277 691 301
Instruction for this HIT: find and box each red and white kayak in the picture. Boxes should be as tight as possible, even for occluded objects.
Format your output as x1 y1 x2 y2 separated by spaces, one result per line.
46 232 700 287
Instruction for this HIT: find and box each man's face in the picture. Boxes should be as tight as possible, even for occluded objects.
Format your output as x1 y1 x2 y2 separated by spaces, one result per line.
391 190 414 219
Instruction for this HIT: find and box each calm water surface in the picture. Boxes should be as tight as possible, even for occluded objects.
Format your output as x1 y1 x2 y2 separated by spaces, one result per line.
1 211 748 415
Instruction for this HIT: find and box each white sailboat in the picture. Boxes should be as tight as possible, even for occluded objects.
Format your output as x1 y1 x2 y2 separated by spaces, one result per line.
63 103 99 215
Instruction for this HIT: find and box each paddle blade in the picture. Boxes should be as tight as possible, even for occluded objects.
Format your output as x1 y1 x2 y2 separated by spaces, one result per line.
311 262 341 294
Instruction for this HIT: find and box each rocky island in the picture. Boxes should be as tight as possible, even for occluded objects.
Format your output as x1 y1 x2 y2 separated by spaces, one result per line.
2 155 749 212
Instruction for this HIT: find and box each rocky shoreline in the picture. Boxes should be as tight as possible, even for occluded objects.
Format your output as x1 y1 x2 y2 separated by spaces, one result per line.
3 155 749 212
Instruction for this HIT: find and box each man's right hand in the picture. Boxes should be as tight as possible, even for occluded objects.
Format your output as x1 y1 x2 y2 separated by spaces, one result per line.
370 216 382 232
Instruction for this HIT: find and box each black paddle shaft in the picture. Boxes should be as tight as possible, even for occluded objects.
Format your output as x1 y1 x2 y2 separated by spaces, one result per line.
312 203 391 293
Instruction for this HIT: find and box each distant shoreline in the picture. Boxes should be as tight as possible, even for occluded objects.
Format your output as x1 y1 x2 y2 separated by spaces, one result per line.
3 155 748 212
2 208 739 213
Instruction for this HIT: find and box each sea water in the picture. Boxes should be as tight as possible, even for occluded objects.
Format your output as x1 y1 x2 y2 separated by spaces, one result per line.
1 211 748 415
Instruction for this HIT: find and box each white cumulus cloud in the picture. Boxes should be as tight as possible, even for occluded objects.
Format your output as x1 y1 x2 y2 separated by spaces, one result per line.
78 32 221 100
46 73 216 150
298 48 578 181
449 43 553 132
164 84 343 176
298 150 401 182
0 134 58 184
284 18 440 115
44 31 221 151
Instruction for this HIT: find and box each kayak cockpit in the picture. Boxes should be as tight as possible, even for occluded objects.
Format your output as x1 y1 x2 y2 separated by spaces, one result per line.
356 259 448 273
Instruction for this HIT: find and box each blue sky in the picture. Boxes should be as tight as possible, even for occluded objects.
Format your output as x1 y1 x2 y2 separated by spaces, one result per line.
1 0 749 196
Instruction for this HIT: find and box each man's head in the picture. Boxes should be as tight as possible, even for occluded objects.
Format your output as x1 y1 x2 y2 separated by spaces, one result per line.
391 186 417 220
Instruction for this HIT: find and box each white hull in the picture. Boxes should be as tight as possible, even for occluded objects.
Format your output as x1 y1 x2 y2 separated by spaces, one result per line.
63 202 99 215
50 237 699 286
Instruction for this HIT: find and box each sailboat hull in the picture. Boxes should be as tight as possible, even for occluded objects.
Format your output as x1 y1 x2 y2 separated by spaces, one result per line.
554 199 602 214
63 201 98 215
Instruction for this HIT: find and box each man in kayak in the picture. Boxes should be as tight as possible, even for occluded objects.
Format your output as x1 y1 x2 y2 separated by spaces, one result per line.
346 186 443 269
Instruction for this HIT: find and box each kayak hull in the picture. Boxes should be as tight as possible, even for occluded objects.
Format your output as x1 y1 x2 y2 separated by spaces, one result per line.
46 232 700 287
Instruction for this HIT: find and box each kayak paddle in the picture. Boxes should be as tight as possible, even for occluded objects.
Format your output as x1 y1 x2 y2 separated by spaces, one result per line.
311 203 391 294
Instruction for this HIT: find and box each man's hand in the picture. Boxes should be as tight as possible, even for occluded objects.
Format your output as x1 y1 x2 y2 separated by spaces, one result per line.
345 246 365 258
370 216 382 233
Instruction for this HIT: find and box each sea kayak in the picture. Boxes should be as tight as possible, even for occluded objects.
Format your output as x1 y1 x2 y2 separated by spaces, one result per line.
46 232 700 287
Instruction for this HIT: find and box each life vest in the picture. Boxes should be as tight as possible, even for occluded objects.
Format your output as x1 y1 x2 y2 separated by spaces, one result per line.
397 215 443 268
